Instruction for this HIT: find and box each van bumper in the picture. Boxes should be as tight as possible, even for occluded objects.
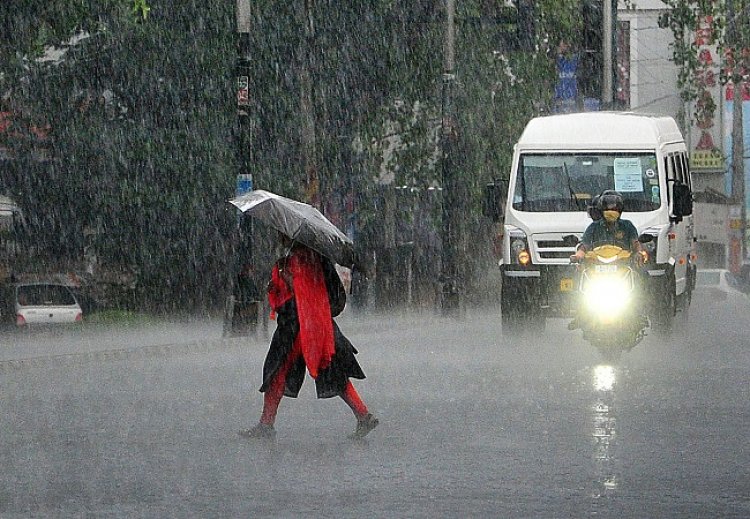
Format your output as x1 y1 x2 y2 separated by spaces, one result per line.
501 265 578 317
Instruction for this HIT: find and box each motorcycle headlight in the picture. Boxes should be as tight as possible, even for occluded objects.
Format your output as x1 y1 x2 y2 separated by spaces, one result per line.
583 276 632 317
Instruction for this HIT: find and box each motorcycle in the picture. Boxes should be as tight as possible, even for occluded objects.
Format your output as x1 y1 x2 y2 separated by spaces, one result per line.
574 244 649 361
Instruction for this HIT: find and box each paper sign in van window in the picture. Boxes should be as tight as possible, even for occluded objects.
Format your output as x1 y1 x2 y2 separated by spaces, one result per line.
613 158 644 192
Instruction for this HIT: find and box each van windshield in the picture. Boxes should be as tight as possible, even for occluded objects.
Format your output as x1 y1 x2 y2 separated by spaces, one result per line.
512 153 660 212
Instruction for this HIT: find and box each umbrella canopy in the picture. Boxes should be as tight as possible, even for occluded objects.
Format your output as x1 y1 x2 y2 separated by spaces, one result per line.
229 190 355 268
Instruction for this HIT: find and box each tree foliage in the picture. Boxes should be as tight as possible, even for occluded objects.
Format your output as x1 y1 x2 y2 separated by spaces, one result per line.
1 0 584 310
658 0 750 125
1 0 234 309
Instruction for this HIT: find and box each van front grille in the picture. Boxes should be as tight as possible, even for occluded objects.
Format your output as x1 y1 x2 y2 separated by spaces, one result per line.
537 240 569 248
532 233 581 263
538 250 574 260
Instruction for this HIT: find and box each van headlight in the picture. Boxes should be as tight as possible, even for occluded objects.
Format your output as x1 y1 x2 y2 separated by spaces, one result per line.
641 235 658 264
509 228 531 266
640 227 663 264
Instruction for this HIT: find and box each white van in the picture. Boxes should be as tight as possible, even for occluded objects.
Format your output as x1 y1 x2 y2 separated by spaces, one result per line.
485 112 696 332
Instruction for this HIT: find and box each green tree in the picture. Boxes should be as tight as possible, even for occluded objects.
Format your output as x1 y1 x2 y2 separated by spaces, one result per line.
659 0 750 124
0 0 587 311
2 1 236 310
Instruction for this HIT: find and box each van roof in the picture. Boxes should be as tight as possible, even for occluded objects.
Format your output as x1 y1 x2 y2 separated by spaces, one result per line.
517 111 684 150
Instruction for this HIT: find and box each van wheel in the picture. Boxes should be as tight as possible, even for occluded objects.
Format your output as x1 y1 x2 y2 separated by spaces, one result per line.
677 268 693 314
501 292 523 334
501 293 545 336
652 274 676 335
528 307 546 333
501 308 545 335
501 307 522 335
676 266 696 327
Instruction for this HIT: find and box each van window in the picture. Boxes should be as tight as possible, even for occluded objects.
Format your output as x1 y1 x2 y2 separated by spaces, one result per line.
665 154 676 206
680 152 692 189
678 152 693 216
674 152 686 184
512 153 660 212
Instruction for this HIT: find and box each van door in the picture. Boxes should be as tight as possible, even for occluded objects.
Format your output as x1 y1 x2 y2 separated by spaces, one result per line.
666 151 692 295
679 151 696 292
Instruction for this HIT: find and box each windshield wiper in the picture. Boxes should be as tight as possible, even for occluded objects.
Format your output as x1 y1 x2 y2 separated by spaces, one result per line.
563 164 584 211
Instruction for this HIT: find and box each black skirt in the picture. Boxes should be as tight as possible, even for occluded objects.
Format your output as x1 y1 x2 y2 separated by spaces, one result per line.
259 299 366 399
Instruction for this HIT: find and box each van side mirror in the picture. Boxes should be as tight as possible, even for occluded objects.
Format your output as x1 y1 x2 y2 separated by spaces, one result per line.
671 182 693 221
638 233 654 244
483 180 508 222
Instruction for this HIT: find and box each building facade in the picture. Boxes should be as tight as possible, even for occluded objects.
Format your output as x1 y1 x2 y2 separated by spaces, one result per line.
618 1 733 268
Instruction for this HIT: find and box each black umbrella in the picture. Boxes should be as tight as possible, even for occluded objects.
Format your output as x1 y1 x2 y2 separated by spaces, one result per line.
229 189 355 268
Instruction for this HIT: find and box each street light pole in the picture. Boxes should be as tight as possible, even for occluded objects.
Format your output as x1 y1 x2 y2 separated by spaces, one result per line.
440 0 459 315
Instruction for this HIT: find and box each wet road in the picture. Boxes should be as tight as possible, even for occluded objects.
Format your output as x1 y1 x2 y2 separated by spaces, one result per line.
0 286 748 518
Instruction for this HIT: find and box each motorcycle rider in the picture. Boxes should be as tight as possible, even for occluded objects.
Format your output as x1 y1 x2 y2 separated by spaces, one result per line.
568 190 646 330
570 190 644 263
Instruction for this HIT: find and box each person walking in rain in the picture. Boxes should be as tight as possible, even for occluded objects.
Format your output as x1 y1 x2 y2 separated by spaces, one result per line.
240 234 379 440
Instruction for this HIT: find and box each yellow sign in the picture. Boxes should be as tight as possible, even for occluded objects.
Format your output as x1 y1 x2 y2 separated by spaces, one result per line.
690 150 724 170
560 278 574 292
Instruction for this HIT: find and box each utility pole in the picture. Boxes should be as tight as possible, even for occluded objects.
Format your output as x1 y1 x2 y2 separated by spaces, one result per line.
602 0 614 107
226 0 255 337
235 0 254 261
440 0 459 315
299 0 320 208
728 0 746 264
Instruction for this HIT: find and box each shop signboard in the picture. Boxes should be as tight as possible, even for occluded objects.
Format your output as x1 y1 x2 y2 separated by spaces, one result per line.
689 16 724 172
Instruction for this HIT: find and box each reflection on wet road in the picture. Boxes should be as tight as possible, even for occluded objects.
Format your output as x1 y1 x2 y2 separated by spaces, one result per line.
592 364 618 497
0 287 748 517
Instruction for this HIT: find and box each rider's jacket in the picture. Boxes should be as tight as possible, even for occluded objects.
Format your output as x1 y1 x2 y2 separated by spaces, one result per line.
580 219 638 251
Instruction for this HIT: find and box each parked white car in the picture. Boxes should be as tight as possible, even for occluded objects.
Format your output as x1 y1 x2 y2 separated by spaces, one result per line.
13 282 83 327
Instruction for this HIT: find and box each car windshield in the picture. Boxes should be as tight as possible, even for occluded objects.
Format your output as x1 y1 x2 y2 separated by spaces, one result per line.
512 153 661 212
17 284 77 306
